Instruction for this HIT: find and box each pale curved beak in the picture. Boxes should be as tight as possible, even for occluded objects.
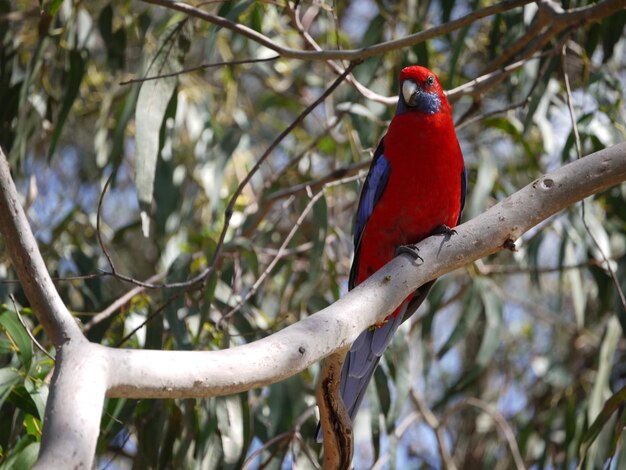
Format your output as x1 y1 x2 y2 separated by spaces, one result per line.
402 80 420 107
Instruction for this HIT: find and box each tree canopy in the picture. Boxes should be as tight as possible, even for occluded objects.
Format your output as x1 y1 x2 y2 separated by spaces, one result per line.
1 0 626 468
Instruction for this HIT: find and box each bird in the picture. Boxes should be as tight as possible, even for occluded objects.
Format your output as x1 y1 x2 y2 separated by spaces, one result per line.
319 65 467 437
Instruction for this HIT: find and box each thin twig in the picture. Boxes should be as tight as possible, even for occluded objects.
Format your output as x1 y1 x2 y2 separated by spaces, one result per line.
241 430 296 470
239 64 377 242
292 432 321 470
95 165 171 289
484 2 553 74
456 45 559 129
262 109 349 191
239 75 374 241
562 44 626 315
475 257 616 276
96 167 119 278
442 397 525 470
9 295 55 361
285 0 393 105
119 55 279 85
370 411 436 469
115 293 183 347
264 162 368 204
256 241 314 257
0 272 105 284
489 280 581 336
411 390 457 470
82 273 165 333
447 51 550 102
221 173 362 323
483 0 624 74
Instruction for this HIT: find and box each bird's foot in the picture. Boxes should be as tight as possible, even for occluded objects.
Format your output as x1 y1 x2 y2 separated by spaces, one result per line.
396 243 423 262
432 224 457 238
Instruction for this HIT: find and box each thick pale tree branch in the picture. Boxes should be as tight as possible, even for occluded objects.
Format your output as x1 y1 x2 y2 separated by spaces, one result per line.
37 343 108 468
0 143 625 468
0 151 82 346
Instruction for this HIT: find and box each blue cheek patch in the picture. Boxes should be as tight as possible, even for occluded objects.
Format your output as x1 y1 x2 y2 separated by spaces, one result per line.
416 91 441 115
397 89 441 116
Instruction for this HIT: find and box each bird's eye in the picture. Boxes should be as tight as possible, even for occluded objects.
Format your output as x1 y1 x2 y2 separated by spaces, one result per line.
425 75 435 87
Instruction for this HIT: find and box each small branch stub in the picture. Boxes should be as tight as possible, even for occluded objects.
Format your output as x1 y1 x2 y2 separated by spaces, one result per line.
503 239 518 252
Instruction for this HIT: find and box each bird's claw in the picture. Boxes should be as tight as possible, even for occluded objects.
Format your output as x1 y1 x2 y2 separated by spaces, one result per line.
396 243 423 262
432 224 457 237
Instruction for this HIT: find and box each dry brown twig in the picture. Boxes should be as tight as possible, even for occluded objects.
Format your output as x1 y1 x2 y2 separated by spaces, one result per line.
411 390 457 470
82 272 165 333
119 55 280 85
442 397 525 470
9 294 55 361
222 173 363 323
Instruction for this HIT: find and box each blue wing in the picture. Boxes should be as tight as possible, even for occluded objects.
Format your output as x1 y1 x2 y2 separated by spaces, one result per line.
348 139 391 290
340 302 408 421
458 165 467 225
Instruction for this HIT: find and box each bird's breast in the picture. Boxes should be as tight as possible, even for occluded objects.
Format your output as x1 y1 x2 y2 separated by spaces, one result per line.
356 112 463 283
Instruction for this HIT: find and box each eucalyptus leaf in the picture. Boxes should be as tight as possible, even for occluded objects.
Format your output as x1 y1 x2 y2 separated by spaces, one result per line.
48 49 86 159
436 284 482 359
0 436 39 470
580 316 622 470
0 309 33 371
135 21 190 237
476 278 503 366
216 395 244 466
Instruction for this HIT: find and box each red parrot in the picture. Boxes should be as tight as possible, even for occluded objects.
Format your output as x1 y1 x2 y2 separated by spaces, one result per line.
321 66 467 434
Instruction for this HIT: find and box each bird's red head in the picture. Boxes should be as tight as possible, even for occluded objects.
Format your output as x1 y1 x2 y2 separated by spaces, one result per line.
397 66 449 116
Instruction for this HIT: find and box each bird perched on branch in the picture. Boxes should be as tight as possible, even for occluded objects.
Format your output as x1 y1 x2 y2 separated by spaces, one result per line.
320 65 467 435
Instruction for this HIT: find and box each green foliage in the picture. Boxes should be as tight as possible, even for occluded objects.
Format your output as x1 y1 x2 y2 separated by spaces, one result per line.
0 307 50 467
1 0 626 468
